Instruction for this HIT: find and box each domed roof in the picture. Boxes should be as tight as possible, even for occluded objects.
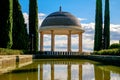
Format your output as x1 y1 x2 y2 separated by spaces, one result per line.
39 7 84 34
41 10 81 27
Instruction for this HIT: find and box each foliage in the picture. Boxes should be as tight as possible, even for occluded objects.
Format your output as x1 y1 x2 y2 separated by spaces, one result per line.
0 48 24 55
93 49 120 56
29 0 38 52
108 43 120 49
94 0 103 51
12 0 29 50
103 0 110 49
0 0 13 48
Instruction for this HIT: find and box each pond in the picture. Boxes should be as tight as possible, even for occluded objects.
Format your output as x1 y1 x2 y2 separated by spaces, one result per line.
0 59 120 80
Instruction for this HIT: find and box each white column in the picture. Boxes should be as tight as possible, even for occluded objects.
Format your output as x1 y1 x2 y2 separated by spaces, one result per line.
40 32 43 51
51 30 55 51
68 30 71 52
79 33 82 53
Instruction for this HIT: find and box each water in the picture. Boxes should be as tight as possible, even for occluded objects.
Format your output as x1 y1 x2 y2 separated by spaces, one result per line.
0 59 120 80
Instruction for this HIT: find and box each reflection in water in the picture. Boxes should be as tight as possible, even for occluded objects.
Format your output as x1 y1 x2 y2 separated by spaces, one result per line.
55 65 67 80
111 72 120 80
83 64 94 80
51 64 54 80
95 66 111 80
79 65 82 80
40 64 43 80
68 64 71 80
0 59 120 80
38 64 40 80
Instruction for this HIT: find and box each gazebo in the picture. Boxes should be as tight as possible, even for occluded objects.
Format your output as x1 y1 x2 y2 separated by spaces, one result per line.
39 7 84 54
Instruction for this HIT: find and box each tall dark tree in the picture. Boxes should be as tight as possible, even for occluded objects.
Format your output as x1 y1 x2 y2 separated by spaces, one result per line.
104 0 110 49
29 0 38 51
94 0 103 51
12 0 29 50
0 0 13 48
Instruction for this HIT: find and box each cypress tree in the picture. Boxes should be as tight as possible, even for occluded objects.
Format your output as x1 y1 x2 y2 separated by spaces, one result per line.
29 0 38 51
104 0 110 49
12 0 29 50
94 0 103 51
0 0 13 48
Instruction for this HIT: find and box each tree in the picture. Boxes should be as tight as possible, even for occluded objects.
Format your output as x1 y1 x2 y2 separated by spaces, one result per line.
104 0 110 49
12 0 29 50
0 0 13 48
94 0 103 51
29 0 38 51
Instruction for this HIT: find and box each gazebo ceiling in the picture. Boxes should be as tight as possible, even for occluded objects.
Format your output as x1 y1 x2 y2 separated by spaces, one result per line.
39 26 84 35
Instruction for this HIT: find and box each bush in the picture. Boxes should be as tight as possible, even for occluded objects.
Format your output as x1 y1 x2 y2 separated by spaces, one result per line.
0 48 24 55
93 49 120 56
108 43 120 49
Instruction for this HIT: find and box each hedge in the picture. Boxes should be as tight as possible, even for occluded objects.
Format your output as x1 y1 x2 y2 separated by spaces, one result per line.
93 49 120 56
0 48 24 55
108 43 120 49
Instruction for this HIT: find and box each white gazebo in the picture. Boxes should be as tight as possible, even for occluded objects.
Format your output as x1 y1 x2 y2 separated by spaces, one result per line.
39 7 84 53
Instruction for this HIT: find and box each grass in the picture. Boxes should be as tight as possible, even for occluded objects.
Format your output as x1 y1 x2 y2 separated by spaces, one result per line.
0 48 24 55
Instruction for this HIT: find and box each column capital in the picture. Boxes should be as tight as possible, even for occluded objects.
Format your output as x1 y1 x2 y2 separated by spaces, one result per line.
51 30 54 33
40 31 43 33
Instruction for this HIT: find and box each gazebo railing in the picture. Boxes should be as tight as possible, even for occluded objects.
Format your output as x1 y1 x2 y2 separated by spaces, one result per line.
38 51 83 55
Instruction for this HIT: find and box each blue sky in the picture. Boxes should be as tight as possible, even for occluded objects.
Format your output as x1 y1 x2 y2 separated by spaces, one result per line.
19 0 120 51
20 0 120 24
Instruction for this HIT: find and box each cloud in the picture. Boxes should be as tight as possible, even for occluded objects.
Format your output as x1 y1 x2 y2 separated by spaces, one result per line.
23 13 29 24
78 18 87 21
23 12 46 27
82 23 120 51
42 22 120 52
23 12 120 52
38 13 46 17
23 12 46 33
110 24 120 33
38 13 46 27
110 24 120 40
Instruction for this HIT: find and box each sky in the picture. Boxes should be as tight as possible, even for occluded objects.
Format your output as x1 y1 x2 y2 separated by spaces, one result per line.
19 0 120 52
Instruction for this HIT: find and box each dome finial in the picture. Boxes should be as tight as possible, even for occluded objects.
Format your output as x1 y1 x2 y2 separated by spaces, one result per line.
59 6 62 12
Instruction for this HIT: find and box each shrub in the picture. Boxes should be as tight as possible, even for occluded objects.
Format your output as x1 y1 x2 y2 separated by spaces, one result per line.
108 43 120 49
93 49 120 56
